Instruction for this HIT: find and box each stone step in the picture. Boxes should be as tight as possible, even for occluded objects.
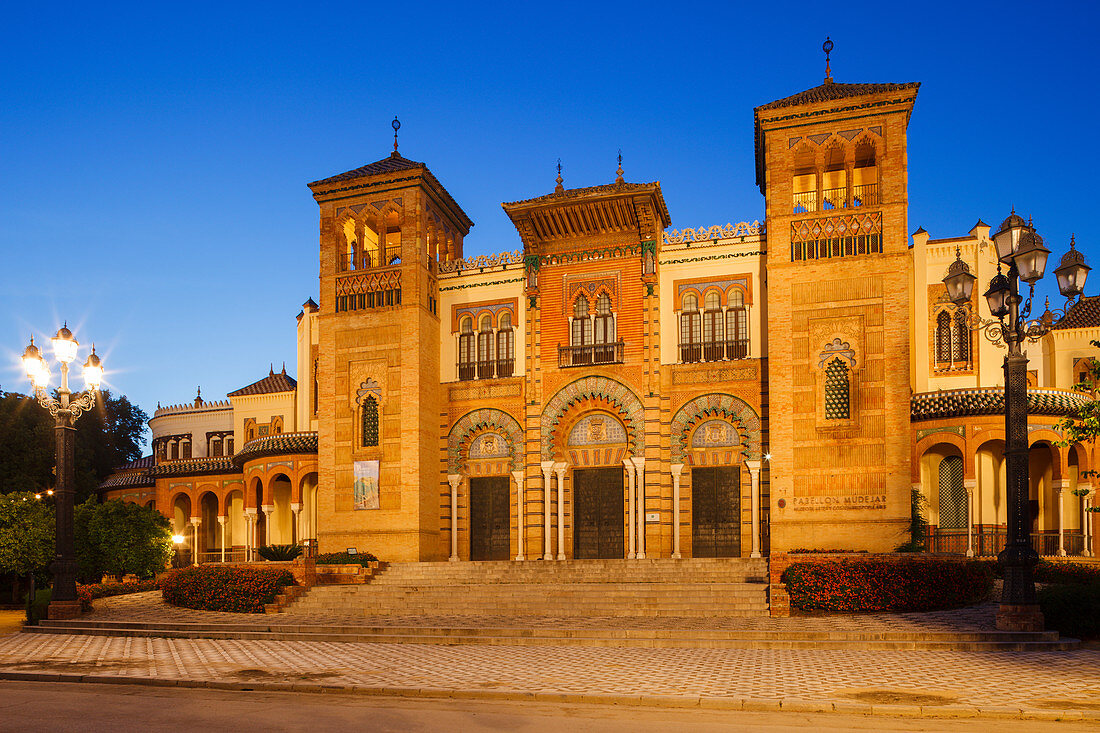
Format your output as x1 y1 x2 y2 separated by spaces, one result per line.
27 621 1078 651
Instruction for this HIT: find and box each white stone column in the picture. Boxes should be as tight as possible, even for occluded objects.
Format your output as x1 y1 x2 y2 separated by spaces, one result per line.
260 504 274 547
746 459 762 559
623 458 636 559
670 463 683 559
290 502 301 545
512 470 526 561
632 457 646 559
448 474 461 561
1056 480 1067 557
1085 488 1094 557
190 517 202 565
540 461 554 560
217 516 227 563
964 479 976 558
554 463 567 560
244 508 256 561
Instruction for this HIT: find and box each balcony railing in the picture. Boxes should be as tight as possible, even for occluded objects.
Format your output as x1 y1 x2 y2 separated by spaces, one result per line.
458 358 515 381
680 339 749 364
340 245 402 272
791 183 879 213
559 341 625 367
925 528 1088 557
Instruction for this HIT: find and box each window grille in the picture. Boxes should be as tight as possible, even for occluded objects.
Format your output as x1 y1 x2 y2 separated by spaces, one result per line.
571 297 591 345
458 317 476 381
824 357 850 420
936 310 952 362
594 293 614 344
680 293 701 362
361 395 379 448
938 456 967 529
953 309 970 362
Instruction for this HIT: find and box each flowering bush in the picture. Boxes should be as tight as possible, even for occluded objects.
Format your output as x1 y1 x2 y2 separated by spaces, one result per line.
160 566 296 613
781 558 993 613
77 579 159 612
316 551 378 566
1033 559 1100 585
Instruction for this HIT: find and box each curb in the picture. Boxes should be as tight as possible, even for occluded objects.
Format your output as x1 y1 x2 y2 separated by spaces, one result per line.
1 671 1097 722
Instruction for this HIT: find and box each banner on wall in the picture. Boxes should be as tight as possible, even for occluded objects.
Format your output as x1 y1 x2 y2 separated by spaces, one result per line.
353 460 380 510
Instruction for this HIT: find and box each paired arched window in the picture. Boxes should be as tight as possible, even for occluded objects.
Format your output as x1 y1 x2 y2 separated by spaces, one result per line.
680 290 749 363
562 293 620 366
571 296 592 346
934 307 971 370
789 137 879 213
497 313 514 377
361 395 379 448
824 358 851 420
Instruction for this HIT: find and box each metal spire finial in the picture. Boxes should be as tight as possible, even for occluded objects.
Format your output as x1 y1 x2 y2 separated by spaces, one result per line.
615 149 624 184
391 116 401 154
555 158 564 193
823 37 834 83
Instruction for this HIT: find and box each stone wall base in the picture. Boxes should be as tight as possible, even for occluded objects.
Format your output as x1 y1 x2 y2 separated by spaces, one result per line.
47 600 83 620
996 604 1044 632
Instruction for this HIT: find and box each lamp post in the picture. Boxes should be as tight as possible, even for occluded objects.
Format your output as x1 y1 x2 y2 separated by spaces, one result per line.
21 325 104 620
942 214 1090 632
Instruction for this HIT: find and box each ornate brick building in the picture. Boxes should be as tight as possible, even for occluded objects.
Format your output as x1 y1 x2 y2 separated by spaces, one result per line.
100 68 1097 563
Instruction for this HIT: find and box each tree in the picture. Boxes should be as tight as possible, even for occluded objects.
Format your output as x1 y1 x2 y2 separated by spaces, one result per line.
75 498 172 581
0 388 149 502
1055 338 1100 481
0 492 54 602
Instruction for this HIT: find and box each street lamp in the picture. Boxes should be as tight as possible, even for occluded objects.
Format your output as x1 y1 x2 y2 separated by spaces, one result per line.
21 324 104 620
942 214 1090 632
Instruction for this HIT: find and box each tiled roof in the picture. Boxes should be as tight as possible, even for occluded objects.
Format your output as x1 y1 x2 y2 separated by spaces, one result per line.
504 181 658 208
1052 295 1100 330
228 368 297 397
98 471 155 489
911 388 1089 421
148 457 240 478
308 153 424 187
118 455 155 470
755 81 921 111
232 431 318 467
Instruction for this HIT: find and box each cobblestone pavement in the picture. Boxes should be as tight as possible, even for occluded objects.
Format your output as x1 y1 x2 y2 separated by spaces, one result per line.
83 591 1001 632
2 629 1099 717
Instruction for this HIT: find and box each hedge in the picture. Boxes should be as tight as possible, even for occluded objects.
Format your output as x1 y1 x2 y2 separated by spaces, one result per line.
316 551 378 567
160 566 296 613
781 558 993 613
1039 580 1100 640
77 579 159 612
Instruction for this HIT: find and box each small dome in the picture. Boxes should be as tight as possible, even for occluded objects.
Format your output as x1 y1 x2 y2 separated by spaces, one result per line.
996 211 1028 234
1060 236 1085 267
55 325 73 340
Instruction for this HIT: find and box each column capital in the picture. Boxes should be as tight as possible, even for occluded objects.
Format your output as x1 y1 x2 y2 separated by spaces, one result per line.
540 460 555 472
290 502 301 512
216 515 227 524
261 504 274 514
553 462 567 477
630 456 645 471
745 459 761 474
670 462 684 479
447 473 462 489
189 517 202 525
244 507 257 516
511 469 525 486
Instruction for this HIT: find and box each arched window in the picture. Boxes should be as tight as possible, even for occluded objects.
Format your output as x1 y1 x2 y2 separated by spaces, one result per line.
726 290 748 359
938 455 966 529
792 145 817 213
953 309 970 363
571 296 591 346
211 437 222 457
362 224 380 269
458 316 476 381
385 224 401 265
823 144 846 209
824 357 850 420
361 395 379 448
853 141 878 206
593 292 616 363
703 291 723 361
497 312 514 377
181 439 192 460
478 315 494 379
936 310 953 363
680 293 701 362
343 219 357 272
226 438 234 455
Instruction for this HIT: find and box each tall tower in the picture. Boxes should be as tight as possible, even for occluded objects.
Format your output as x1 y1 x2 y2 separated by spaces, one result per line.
308 139 473 561
755 46 919 551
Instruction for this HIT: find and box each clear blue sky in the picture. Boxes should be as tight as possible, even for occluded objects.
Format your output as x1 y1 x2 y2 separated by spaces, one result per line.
2 1 1097 445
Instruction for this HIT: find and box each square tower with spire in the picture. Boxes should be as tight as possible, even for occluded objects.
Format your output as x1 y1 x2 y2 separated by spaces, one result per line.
754 42 920 551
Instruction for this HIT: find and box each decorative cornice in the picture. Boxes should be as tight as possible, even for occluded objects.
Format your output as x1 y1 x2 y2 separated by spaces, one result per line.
438 250 524 274
663 222 764 244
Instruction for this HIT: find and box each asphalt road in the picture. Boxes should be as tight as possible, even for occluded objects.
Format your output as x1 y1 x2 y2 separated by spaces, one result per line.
0 682 1095 733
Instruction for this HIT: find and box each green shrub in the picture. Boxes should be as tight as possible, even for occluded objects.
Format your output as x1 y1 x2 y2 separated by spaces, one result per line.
1033 560 1100 585
24 588 50 625
160 566 295 613
316 551 378 566
256 544 303 561
782 558 993 613
1039 580 1100 640
76 579 159 612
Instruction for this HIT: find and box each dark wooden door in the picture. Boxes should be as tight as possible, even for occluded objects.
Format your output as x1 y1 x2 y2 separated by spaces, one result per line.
573 467 625 559
691 466 741 558
470 476 510 561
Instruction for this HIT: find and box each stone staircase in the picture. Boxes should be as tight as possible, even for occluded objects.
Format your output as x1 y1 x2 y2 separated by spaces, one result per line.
282 558 770 618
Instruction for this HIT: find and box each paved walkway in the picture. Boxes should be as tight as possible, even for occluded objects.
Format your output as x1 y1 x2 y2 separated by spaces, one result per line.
2 594 1099 721
0 611 23 636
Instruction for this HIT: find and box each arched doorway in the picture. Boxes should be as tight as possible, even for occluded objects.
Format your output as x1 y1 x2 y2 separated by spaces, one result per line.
299 472 318 549
198 492 219 561
225 489 245 561
686 418 743 558
565 412 629 560
172 493 192 566
465 432 511 561
271 473 294 544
